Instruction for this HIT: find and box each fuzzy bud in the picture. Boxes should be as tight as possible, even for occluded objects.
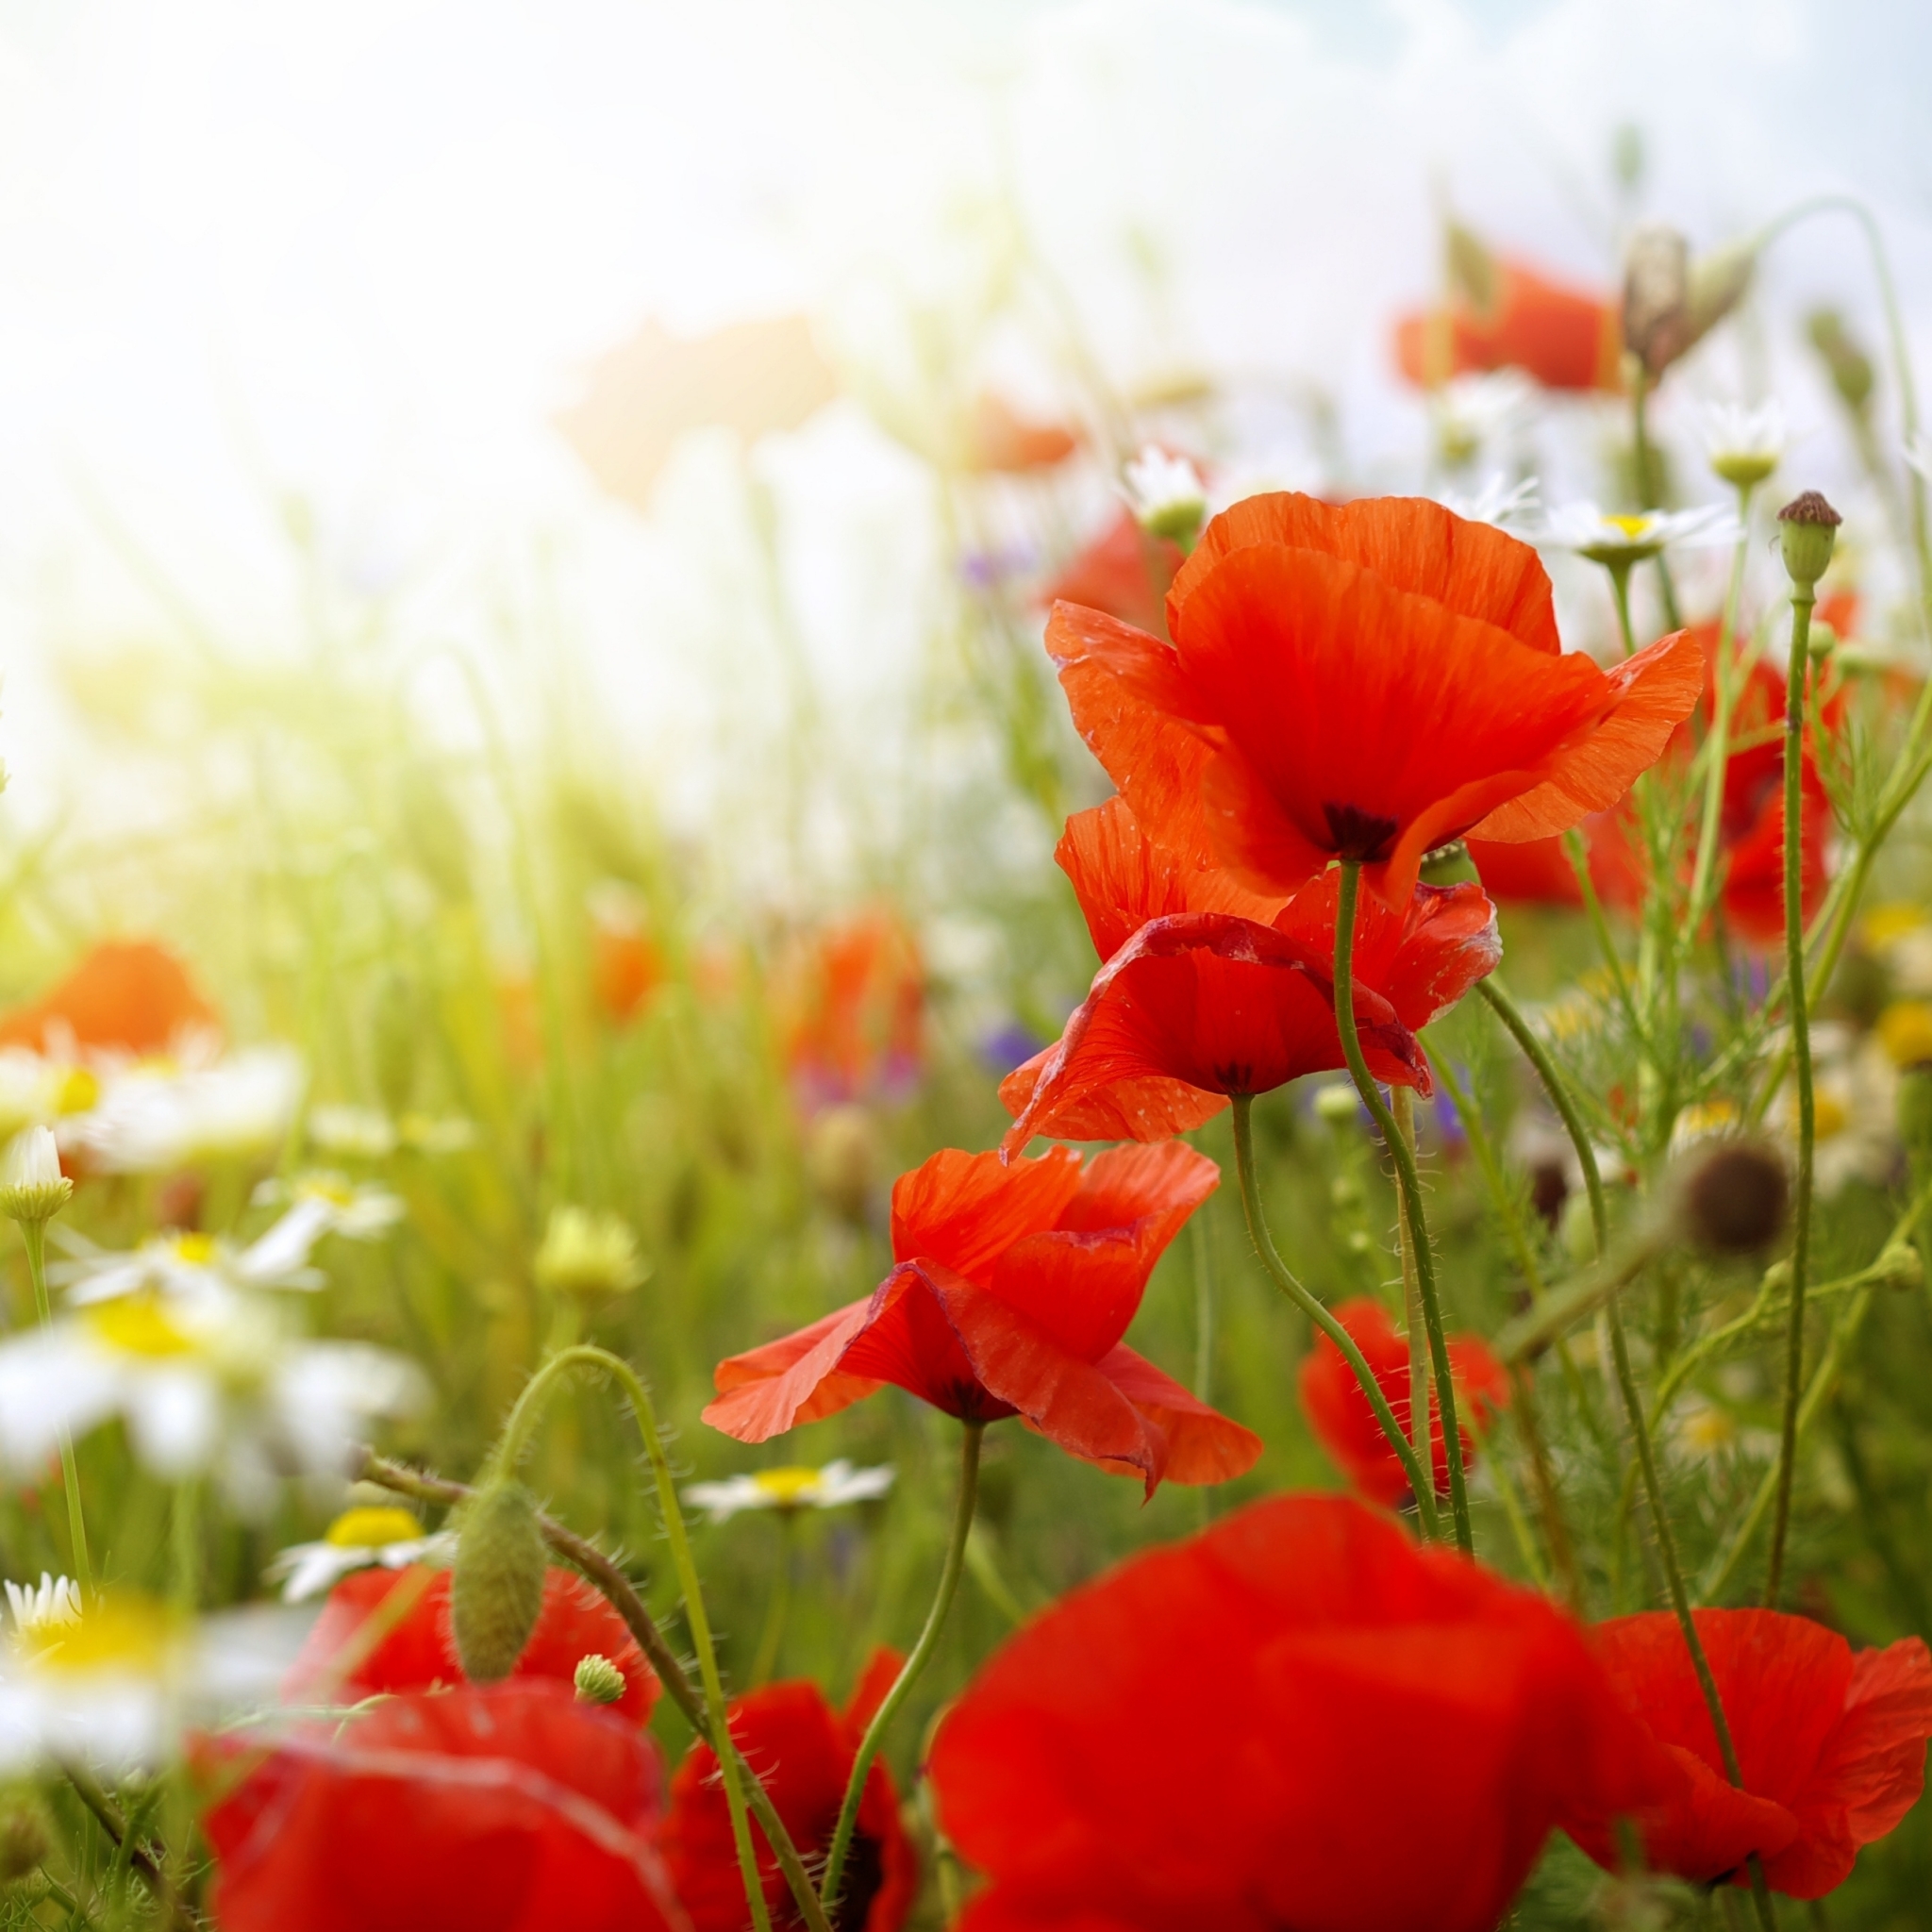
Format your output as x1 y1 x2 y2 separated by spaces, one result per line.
1672 1141 1790 1256
1312 1083 1359 1124
1777 491 1841 591
1806 308 1875 415
534 1206 647 1299
1623 225 1691 377
0 1789 53 1885
1873 1244 1925 1294
0 1128 72 1226
450 1481 547 1683
573 1653 627 1705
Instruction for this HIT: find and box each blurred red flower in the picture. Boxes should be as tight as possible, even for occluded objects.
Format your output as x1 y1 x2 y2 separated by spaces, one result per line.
704 1141 1259 1494
1049 493 1704 908
0 939 217 1058
1573 1609 1932 1899
590 891 665 1025
663 1651 916 1932
999 796 1498 1151
1297 1296 1508 1507
777 910 924 1114
1394 256 1623 392
284 1565 659 1725
200 1681 685 1932
930 1492 1659 1932
1040 507 1183 640
964 394 1078 472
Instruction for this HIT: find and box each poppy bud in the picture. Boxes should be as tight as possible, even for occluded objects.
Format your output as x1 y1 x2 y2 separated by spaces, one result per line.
0 1128 71 1226
1778 491 1841 591
573 1653 626 1705
450 1481 547 1683
0 1788 52 1885
1671 1140 1790 1256
1872 1244 1924 1294
1806 308 1875 415
1622 225 1691 377
804 1102 880 1224
533 1206 647 1299
1313 1082 1359 1124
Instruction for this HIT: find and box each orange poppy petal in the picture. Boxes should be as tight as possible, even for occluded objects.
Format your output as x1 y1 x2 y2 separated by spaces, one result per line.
1466 626 1707 843
703 1295 890 1443
1092 1342 1262 1485
890 1145 1084 1277
1172 491 1561 658
998 1048 1227 1148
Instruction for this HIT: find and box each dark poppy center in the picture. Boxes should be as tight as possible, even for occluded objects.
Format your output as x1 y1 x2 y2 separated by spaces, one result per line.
826 1828 884 1932
1322 802 1399 860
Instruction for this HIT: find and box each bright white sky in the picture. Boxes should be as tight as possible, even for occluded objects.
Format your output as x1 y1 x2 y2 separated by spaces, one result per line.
0 0 1927 828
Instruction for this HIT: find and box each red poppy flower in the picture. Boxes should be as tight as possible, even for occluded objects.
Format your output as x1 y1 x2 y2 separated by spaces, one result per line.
199 1681 685 1932
1000 797 1499 1151
704 1141 1258 1494
1041 508 1182 640
590 893 665 1025
0 939 217 1058
1297 1297 1509 1507
965 394 1078 472
664 1650 916 1932
1394 257 1623 392
778 911 924 1114
284 1565 660 1725
1573 1609 1932 1898
931 1491 1659 1932
1048 493 1705 911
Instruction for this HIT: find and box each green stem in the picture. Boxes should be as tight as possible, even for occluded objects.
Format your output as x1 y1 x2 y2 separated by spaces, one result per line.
749 1514 795 1689
1607 559 1641 658
1686 488 1757 928
1564 828 1641 1041
493 1346 775 1932
1391 1088 1431 1487
1229 1094 1437 1532
822 1419 983 1912
1764 586 1819 1608
1334 859 1471 1552
21 1223 92 1596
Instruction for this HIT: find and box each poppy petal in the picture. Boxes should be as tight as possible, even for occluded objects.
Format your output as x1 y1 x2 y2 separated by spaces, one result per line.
704 1294 891 1443
891 1146 1085 1277
999 1047 1227 1147
1092 1343 1262 1484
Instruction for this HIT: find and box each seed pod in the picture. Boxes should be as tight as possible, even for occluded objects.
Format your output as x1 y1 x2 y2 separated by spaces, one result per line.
450 1481 547 1683
574 1653 627 1706
0 1789 52 1885
1778 491 1841 591
1673 1140 1790 1256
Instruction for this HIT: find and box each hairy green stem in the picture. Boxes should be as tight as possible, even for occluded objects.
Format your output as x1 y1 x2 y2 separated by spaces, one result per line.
1391 1088 1432 1487
1334 860 1471 1551
749 1514 796 1689
21 1223 92 1595
491 1346 775 1932
1764 585 1819 1608
1686 487 1758 929
1229 1094 1437 1531
1607 558 1640 659
822 1420 984 1911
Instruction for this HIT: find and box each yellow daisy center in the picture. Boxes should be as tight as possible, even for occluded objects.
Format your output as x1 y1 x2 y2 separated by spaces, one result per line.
1606 514 1655 540
751 1467 824 1506
23 1596 175 1675
168 1231 217 1266
325 1506 424 1549
87 1294 196 1359
55 1067 100 1116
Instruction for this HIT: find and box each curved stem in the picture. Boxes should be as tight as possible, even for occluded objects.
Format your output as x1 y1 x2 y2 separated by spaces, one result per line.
356 1447 833 1932
1333 860 1471 1552
491 1346 775 1932
823 1420 983 1911
1392 1088 1431 1486
21 1223 92 1595
1765 587 1819 1607
1229 1094 1437 1533
1686 486 1757 929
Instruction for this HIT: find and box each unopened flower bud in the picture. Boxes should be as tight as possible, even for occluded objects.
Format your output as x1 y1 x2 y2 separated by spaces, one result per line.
534 1207 647 1299
573 1653 626 1705
805 1103 880 1225
1872 1244 1924 1294
0 1128 72 1226
0 1789 53 1885
450 1481 547 1683
1671 1140 1790 1256
1623 225 1691 378
1777 491 1841 591
1121 446 1208 550
1313 1083 1359 1124
1806 308 1875 415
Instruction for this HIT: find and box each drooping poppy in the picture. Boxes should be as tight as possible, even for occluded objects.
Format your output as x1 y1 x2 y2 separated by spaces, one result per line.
283 1564 659 1725
704 1141 1259 1494
199 1681 686 1932
1048 492 1706 909
1040 508 1183 640
1572 1609 1932 1899
930 1492 1660 1932
0 940 217 1058
663 1650 916 1932
999 797 1499 1151
777 911 924 1115
1297 1296 1509 1507
1394 256 1623 393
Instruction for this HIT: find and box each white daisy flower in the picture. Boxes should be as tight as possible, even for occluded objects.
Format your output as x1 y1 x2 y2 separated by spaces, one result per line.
307 1104 398 1159
397 1113 476 1155
64 1047 305 1175
1120 445 1208 544
251 1170 405 1241
1437 371 1534 465
684 1459 895 1524
5 1574 80 1633
265 1505 455 1604
1701 399 1786 488
1540 500 1740 566
0 1292 426 1516
1440 474 1541 529
0 1051 96 1144
49 1202 339 1307
0 1125 73 1224
0 1591 298 1773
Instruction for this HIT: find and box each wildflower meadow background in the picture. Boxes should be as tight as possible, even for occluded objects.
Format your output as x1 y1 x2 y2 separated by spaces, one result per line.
0 1 1931 1927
